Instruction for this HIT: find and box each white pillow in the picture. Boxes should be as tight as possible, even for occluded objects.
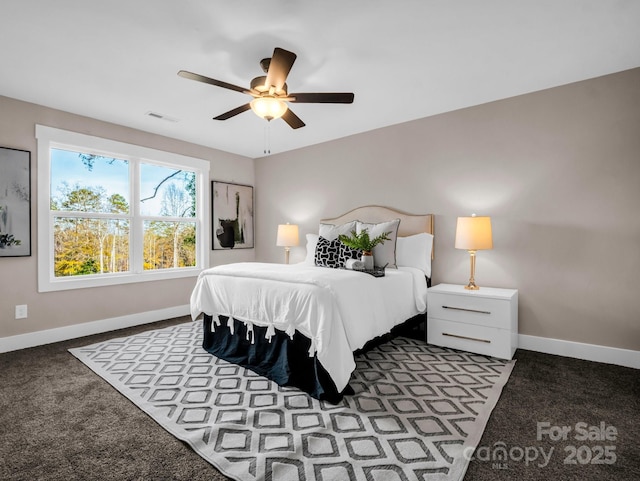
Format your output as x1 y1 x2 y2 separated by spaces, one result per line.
318 221 358 241
356 219 400 268
303 233 319 265
396 233 434 277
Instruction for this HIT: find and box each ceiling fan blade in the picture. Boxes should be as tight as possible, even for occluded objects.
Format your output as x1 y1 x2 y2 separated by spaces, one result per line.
213 103 252 120
265 48 297 93
289 92 354 104
178 70 250 95
281 108 305 129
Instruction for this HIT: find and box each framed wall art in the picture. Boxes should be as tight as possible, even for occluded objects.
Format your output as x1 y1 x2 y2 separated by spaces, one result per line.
0 146 31 257
211 181 254 250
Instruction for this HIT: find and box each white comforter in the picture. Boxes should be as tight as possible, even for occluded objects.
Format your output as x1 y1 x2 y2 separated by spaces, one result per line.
190 262 427 391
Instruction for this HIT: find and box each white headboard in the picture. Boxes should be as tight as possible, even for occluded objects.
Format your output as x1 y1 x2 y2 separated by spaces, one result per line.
321 205 434 258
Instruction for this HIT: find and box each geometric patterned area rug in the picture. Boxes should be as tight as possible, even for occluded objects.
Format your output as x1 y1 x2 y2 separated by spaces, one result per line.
69 321 514 481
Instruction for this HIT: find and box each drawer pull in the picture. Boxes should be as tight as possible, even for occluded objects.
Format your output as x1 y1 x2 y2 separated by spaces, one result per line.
442 305 491 315
442 332 491 343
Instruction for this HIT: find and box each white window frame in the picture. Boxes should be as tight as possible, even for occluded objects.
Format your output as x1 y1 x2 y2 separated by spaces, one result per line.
36 125 210 292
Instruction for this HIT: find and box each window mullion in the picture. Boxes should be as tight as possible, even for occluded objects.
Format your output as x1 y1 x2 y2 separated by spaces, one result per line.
131 158 143 274
50 211 128 220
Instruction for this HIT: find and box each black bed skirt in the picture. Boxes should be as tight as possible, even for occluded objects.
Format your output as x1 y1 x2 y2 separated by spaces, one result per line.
202 315 353 404
201 312 427 404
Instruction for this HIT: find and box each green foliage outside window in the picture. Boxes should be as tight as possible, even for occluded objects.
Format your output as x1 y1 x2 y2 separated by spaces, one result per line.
51 152 197 277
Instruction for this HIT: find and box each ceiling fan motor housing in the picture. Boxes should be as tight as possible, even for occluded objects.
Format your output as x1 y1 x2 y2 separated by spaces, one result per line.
250 76 288 96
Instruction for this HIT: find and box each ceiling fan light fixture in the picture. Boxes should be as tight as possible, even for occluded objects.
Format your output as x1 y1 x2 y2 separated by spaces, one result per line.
250 97 288 121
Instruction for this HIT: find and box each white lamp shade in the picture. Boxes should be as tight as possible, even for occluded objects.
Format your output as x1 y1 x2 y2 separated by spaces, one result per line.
250 97 288 120
276 224 299 247
455 216 493 250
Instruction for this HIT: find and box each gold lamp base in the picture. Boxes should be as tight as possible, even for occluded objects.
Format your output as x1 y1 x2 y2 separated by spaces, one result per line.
465 249 481 290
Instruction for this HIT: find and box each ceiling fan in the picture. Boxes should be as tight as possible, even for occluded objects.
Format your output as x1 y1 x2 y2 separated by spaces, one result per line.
178 47 354 129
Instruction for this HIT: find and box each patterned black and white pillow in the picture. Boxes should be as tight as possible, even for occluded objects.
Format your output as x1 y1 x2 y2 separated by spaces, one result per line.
314 236 342 268
339 243 362 266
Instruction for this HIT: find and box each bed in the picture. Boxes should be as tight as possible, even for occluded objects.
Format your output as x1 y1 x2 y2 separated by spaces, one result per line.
190 206 434 403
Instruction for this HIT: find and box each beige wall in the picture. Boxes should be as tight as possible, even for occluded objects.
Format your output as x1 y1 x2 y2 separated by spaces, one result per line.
0 96 255 338
255 68 640 351
3 68 639 351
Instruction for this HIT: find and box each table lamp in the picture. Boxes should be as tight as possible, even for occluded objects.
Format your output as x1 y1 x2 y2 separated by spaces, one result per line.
455 215 493 290
276 223 299 264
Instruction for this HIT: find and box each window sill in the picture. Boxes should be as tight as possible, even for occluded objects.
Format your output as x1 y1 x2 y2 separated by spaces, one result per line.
38 267 202 293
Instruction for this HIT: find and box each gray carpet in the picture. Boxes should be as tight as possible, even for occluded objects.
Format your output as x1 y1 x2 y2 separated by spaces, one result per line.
1 316 639 481
68 321 514 481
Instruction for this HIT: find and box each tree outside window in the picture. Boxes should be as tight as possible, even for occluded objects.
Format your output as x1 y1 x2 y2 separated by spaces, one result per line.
50 149 198 278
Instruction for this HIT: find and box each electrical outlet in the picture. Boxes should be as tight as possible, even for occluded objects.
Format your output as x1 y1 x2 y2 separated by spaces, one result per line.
15 305 28 319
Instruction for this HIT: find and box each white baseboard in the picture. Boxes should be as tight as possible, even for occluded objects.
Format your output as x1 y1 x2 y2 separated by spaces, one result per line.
2 310 638 370
0 305 190 354
518 334 639 370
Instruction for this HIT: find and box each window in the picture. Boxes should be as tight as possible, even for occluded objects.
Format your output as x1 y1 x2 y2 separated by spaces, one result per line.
36 125 210 292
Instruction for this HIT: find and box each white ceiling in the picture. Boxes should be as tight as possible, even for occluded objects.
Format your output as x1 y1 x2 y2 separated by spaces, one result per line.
2 1 639 159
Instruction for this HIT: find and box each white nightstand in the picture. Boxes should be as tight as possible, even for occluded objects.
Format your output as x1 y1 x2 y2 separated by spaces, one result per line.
427 284 518 360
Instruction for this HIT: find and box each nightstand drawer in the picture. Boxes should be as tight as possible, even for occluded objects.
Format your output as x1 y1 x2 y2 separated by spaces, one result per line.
428 293 510 329
427 318 512 359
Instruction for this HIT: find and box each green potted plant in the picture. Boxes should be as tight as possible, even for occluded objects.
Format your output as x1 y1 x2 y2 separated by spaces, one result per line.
339 228 390 270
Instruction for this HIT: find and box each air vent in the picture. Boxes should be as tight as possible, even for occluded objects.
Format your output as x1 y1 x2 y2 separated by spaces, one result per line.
146 111 179 122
